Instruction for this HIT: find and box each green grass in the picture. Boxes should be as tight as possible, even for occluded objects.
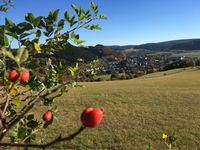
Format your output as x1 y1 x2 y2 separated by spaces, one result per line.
16 68 200 149
94 74 111 81
172 51 200 58
139 67 192 79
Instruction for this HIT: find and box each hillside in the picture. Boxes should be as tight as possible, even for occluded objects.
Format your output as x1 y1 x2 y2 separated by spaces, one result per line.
35 44 120 63
35 39 200 63
33 68 200 149
109 39 200 52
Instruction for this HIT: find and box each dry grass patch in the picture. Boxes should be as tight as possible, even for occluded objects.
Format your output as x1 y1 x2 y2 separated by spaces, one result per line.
27 68 200 149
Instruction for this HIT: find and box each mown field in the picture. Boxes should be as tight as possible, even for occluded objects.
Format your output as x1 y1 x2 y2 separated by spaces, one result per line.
30 68 200 150
172 50 200 58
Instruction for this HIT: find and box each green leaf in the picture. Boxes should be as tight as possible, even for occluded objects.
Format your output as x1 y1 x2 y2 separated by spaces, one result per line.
90 2 99 16
28 76 46 91
15 48 29 64
5 18 15 27
38 19 45 28
89 24 102 30
0 6 8 12
69 15 77 27
19 33 32 39
6 32 18 39
25 13 35 23
42 97 54 106
94 6 99 15
18 48 28 63
86 14 92 19
48 10 59 23
53 9 59 22
71 32 76 39
74 39 86 45
51 105 58 113
78 15 85 21
0 59 6 74
17 22 33 31
80 8 86 15
57 19 65 31
17 125 27 139
59 85 68 96
27 114 34 120
99 15 107 20
14 98 23 107
91 2 96 11
53 115 59 121
67 66 78 76
43 120 53 128
71 81 78 87
35 30 42 39
84 25 90 29
78 8 86 21
33 16 43 27
1 48 16 61
71 4 79 14
70 32 85 45
64 11 71 22
27 120 39 129
0 26 8 47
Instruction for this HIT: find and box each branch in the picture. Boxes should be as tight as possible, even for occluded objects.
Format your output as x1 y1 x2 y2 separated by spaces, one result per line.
2 94 9 117
68 18 94 33
2 81 18 118
9 83 67 126
0 126 86 149
0 82 68 141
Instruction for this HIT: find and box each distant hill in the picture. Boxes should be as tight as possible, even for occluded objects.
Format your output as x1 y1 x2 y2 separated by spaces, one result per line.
109 39 200 52
35 44 120 63
35 39 200 63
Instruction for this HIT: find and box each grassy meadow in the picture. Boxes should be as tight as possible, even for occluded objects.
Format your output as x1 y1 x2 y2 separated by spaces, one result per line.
30 68 200 150
172 51 200 58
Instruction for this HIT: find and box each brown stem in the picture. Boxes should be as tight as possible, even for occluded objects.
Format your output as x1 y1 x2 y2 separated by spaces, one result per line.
2 94 9 116
0 126 86 149
2 81 18 117
68 18 94 33
22 123 43 143
0 82 68 141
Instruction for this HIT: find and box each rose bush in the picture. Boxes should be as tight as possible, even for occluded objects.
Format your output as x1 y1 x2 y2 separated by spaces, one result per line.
0 0 106 148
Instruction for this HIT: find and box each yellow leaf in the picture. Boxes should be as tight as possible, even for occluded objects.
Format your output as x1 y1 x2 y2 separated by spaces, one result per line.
10 88 18 96
14 98 23 107
162 133 168 140
34 42 42 53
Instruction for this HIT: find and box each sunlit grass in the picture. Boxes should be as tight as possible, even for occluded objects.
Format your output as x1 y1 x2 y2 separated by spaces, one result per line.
29 68 200 149
172 51 200 58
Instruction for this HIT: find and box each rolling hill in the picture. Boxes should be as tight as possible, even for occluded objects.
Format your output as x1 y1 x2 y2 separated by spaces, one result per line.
109 38 200 52
33 67 200 149
35 39 200 63
35 44 120 64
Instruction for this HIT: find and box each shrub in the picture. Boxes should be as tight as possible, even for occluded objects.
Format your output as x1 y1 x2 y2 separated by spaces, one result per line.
110 72 119 80
0 0 106 149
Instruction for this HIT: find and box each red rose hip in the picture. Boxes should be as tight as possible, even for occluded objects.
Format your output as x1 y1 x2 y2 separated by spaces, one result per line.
81 107 104 128
20 70 30 83
43 111 53 122
9 70 18 81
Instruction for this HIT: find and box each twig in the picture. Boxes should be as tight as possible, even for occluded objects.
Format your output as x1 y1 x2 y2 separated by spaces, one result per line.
0 82 68 141
2 94 9 117
0 126 86 149
2 81 18 117
22 123 43 143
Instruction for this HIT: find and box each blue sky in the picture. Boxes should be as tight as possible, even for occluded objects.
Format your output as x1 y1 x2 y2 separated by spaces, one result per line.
1 0 200 46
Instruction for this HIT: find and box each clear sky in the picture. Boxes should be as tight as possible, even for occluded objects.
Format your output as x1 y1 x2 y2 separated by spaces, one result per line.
1 0 200 46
